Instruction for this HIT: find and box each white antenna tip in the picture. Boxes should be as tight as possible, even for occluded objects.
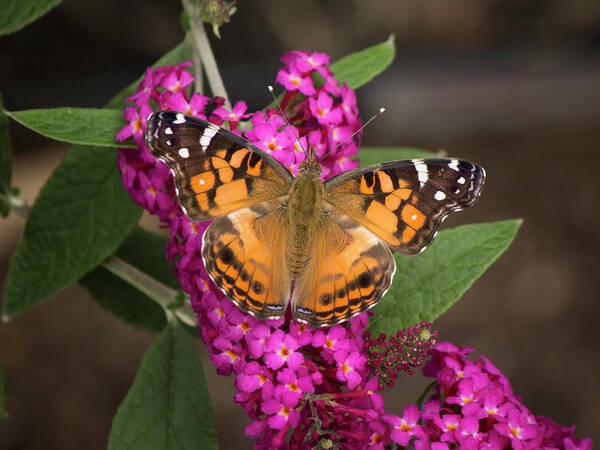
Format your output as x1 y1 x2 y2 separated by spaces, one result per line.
378 107 386 114
268 85 274 93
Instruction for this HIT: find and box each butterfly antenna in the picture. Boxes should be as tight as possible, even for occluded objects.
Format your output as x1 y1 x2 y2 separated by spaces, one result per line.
321 107 386 161
267 85 309 160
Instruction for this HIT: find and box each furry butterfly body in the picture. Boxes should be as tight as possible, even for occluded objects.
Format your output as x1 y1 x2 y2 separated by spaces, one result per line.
145 111 485 328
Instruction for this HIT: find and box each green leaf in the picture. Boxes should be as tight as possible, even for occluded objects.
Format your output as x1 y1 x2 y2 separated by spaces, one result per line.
0 361 6 421
368 220 522 335
358 147 437 167
108 323 217 450
3 108 136 148
2 144 143 319
331 35 396 90
0 94 13 217
0 0 63 36
80 228 178 331
2 40 193 319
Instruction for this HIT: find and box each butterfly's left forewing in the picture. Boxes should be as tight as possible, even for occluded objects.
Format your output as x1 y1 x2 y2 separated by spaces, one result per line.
324 158 485 254
145 111 293 221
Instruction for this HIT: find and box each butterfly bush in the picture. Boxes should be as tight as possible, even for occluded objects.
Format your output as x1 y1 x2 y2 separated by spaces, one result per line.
116 53 592 448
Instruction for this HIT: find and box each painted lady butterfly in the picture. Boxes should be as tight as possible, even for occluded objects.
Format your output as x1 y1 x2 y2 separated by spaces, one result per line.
145 111 485 328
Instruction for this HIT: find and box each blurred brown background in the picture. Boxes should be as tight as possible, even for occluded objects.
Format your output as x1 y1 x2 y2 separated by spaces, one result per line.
1 0 600 448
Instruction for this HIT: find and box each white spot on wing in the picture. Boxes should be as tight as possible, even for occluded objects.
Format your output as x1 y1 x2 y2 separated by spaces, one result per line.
178 147 189 158
199 135 211 148
165 127 173 135
414 161 428 187
173 114 185 124
199 126 219 150
449 159 460 171
457 176 466 185
434 190 446 201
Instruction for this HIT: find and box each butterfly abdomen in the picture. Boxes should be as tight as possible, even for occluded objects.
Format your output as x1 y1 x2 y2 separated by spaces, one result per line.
286 173 324 276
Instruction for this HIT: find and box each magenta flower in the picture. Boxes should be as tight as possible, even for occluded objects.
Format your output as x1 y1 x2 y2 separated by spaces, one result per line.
494 409 538 448
159 62 195 93
455 415 484 446
264 330 304 370
116 104 154 146
210 336 243 375
312 324 353 353
273 367 314 407
163 91 210 118
262 398 301 429
236 361 274 397
288 321 313 346
126 67 161 107
565 437 593 450
309 90 343 125
212 100 252 131
246 322 272 359
385 404 426 446
334 350 366 389
275 66 316 96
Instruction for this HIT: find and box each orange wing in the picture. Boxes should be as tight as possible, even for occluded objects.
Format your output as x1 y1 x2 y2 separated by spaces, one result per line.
145 111 293 221
324 159 485 254
291 208 396 328
202 202 292 320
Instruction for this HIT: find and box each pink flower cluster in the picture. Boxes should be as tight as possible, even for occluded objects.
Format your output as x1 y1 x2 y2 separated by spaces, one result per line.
382 343 593 449
116 53 592 449
116 52 392 447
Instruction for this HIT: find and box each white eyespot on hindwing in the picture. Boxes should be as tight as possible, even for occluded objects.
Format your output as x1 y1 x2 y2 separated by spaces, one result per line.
178 147 190 158
434 190 446 201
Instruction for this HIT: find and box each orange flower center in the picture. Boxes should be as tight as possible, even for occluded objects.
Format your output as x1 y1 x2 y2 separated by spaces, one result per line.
400 423 413 432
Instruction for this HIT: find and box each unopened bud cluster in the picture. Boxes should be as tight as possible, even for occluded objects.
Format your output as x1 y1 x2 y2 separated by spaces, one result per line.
365 321 438 389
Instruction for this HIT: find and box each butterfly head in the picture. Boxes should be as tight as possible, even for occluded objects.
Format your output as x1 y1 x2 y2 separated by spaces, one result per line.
297 149 322 177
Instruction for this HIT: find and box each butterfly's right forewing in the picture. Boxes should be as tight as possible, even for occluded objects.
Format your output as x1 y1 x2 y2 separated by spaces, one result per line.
145 111 293 222
324 158 485 255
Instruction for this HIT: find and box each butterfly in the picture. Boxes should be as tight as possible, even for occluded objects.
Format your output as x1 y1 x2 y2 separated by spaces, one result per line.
144 111 485 328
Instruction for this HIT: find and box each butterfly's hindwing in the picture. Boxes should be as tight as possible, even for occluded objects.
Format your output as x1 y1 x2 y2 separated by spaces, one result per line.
324 158 485 254
291 209 396 328
202 202 291 320
145 111 293 221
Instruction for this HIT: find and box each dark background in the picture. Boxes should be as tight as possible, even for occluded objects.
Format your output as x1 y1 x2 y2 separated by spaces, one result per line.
1 1 599 448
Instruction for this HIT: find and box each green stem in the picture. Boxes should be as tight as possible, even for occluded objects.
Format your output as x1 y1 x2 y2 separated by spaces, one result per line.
182 0 231 109
102 256 177 311
188 32 204 94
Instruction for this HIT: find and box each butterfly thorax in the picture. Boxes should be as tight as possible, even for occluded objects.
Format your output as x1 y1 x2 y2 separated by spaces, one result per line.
286 166 324 276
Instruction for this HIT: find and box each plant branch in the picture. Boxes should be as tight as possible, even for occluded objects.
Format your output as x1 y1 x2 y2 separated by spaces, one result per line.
102 256 177 312
188 32 204 94
182 0 231 109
